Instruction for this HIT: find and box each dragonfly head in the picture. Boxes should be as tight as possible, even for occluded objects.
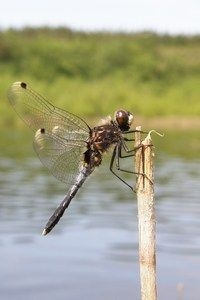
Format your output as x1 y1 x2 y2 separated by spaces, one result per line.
114 109 133 131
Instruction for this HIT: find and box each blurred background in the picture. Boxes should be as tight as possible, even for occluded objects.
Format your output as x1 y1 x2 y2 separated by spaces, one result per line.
0 1 200 299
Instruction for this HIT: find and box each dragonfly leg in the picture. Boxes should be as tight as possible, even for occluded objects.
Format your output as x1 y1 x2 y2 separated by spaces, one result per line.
110 145 134 190
118 140 143 158
113 143 153 185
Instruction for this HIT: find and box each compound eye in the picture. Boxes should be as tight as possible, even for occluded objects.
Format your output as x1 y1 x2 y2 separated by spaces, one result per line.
115 110 129 127
115 109 134 131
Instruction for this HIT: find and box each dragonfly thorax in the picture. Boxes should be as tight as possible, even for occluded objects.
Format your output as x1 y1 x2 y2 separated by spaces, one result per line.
90 123 122 152
83 122 122 168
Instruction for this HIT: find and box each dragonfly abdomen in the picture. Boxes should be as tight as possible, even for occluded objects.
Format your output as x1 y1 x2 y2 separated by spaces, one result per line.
42 165 93 235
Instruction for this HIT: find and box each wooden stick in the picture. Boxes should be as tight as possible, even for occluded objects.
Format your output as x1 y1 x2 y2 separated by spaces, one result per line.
134 126 157 300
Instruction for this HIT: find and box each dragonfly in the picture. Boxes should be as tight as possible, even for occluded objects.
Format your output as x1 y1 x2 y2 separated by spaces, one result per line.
7 82 140 236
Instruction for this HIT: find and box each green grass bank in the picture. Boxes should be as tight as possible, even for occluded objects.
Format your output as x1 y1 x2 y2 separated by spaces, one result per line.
1 27 200 128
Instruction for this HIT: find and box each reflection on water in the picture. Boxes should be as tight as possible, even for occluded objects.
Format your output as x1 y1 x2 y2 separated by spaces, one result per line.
156 158 200 255
0 130 200 300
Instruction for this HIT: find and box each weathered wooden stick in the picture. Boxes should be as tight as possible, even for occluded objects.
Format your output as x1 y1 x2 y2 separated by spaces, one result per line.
134 126 157 300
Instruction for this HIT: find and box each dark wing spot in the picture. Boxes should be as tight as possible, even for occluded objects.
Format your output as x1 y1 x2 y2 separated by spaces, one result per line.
20 82 27 89
40 128 45 134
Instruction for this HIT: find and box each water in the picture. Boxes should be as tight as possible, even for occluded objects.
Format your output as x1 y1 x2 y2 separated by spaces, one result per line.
0 131 200 300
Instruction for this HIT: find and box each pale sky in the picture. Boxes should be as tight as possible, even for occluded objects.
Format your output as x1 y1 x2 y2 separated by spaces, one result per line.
0 0 200 34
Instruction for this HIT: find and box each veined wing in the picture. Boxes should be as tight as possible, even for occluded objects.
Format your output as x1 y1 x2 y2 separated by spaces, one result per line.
7 82 90 185
7 82 90 133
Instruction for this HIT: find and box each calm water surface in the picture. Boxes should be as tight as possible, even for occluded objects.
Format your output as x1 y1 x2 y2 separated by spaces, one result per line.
0 131 200 300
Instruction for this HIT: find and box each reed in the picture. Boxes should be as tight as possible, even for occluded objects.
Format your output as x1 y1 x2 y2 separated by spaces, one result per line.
134 128 157 300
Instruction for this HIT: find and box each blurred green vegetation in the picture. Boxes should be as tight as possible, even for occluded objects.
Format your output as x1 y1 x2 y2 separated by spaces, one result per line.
1 27 200 127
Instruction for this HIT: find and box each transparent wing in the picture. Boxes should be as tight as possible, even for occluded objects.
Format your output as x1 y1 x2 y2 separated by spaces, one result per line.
7 82 90 185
